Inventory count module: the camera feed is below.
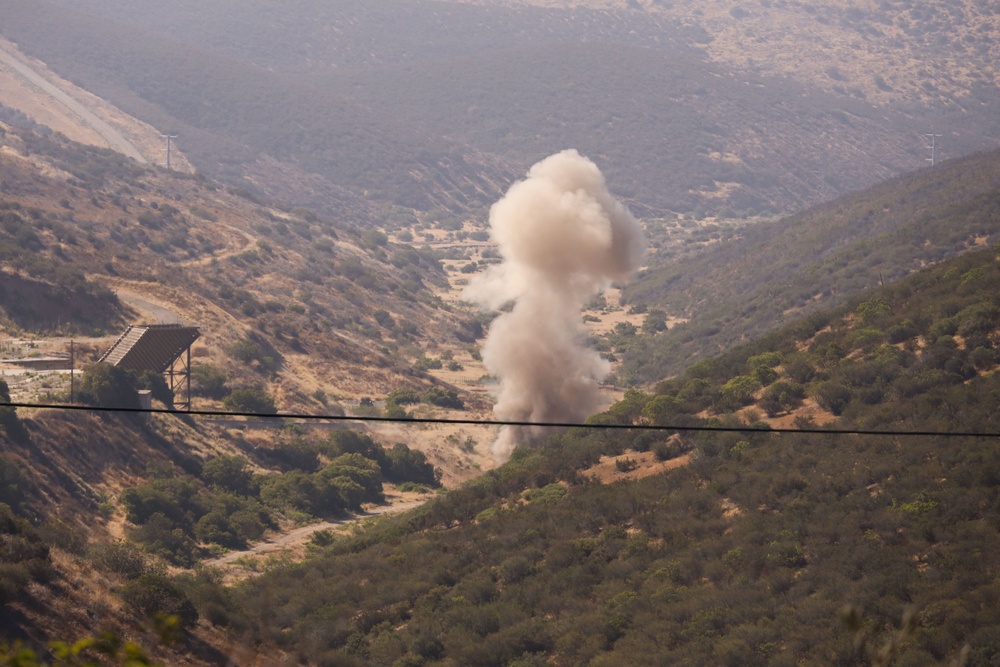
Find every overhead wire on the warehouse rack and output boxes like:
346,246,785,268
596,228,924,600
2,401,998,439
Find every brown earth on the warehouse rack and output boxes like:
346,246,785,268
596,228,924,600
583,449,694,484
0,38,194,171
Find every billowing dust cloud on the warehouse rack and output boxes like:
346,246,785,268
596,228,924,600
464,149,644,460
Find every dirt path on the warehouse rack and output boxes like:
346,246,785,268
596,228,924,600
180,224,257,267
115,289,182,325
205,499,428,572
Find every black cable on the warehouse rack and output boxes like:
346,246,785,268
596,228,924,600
3,401,998,439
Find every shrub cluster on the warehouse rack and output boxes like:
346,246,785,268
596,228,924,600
120,432,438,565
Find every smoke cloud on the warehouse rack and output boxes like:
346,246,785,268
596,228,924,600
464,149,644,460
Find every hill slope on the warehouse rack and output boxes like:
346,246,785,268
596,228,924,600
618,147,1000,383
2,0,995,218
170,238,1000,666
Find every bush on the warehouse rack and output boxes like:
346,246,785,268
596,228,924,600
77,363,139,409
422,387,464,410
88,541,149,581
0,504,50,604
191,364,228,399
642,395,683,424
120,573,198,628
225,336,281,374
223,388,278,416
128,513,198,567
387,388,421,406
759,381,805,418
202,456,256,496
813,381,852,416
373,309,396,329
0,380,28,443
0,457,26,511
716,375,759,412
414,356,443,371
194,511,243,549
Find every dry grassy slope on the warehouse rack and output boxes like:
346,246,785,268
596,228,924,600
472,0,1000,106
0,121,506,495
0,122,506,655
0,123,484,406
0,410,229,665
0,38,194,172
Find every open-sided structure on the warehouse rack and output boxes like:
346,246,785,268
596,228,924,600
99,324,201,411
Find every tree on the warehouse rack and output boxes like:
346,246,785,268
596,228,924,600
642,310,668,335
716,375,759,412
759,382,804,417
77,363,139,409
422,387,464,410
642,395,683,425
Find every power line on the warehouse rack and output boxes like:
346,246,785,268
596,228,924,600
3,402,998,439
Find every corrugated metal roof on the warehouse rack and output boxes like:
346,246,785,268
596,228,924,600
99,324,200,372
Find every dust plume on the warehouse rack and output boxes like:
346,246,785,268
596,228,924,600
464,149,644,460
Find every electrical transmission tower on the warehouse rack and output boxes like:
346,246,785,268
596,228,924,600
924,133,942,166
160,133,178,170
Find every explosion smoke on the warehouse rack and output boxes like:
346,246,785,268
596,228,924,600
464,150,644,460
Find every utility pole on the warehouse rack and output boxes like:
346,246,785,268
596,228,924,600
161,133,178,170
69,339,75,403
924,133,942,167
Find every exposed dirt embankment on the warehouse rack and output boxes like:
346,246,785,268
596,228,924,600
0,37,193,170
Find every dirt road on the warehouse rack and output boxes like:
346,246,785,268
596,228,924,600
206,499,427,569
0,44,146,163
115,290,181,325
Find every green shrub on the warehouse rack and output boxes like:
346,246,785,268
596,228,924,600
716,375,759,412
120,573,198,628
422,387,464,410
813,381,852,416
202,456,256,496
387,388,421,406
191,364,228,399
0,380,28,443
223,388,278,416
77,363,139,409
88,541,150,581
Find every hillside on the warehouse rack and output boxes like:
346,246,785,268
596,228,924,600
0,119,505,660
0,117,525,494
1,0,995,219
617,147,1000,384
0,119,997,664
484,0,1000,110
131,235,1000,665
44,0,1000,109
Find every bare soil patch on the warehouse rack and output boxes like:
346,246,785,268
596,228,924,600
0,38,194,170
583,450,693,484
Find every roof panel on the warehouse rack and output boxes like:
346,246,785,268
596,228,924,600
99,324,200,372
